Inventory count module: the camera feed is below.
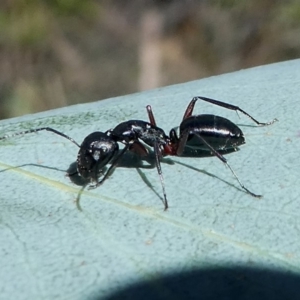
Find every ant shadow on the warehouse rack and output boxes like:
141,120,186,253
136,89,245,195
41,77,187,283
0,145,242,210
171,146,246,196
66,145,242,211
66,150,176,186
66,150,176,210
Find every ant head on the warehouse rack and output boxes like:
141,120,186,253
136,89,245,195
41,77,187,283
76,131,119,182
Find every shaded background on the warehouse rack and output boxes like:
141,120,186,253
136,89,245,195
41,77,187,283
1,0,300,119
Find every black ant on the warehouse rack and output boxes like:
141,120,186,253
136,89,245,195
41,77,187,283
0,96,277,211
146,96,278,209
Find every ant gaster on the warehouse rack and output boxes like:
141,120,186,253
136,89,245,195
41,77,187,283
146,96,278,206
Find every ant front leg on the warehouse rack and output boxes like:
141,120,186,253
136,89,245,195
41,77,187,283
183,96,278,126
178,128,262,198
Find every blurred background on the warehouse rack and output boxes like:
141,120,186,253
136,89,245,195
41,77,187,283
1,0,300,119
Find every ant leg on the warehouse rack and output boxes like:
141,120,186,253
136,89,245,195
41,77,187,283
183,96,278,126
178,129,262,198
153,141,168,210
0,127,80,147
146,105,157,126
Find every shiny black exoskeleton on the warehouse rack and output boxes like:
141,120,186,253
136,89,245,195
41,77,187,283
100,120,171,209
169,114,245,152
110,120,169,150
146,96,277,200
166,96,276,156
69,120,170,191
76,131,119,184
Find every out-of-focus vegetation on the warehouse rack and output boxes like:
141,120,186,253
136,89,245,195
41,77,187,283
1,0,300,119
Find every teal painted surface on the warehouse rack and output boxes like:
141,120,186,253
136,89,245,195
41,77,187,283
0,60,299,299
